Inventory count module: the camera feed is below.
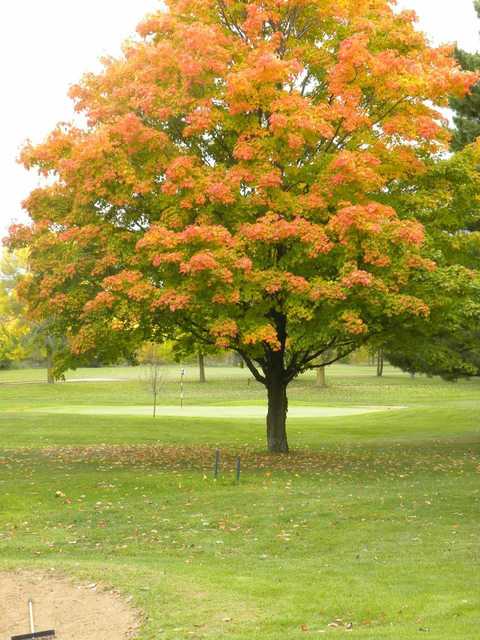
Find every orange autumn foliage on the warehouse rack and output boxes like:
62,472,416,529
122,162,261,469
7,0,478,450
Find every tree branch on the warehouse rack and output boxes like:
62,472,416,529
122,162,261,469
236,348,266,384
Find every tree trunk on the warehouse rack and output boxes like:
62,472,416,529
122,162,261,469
46,343,55,385
47,367,55,385
198,351,206,383
316,366,327,388
266,368,289,454
377,349,384,377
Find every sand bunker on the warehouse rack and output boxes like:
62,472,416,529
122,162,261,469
0,572,139,640
33,404,405,419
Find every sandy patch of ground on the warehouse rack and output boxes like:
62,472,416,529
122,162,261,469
0,571,140,640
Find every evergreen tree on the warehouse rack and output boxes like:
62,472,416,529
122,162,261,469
451,2,480,150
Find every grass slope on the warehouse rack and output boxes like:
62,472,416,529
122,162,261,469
0,364,479,639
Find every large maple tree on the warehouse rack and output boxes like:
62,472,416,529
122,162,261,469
9,0,477,452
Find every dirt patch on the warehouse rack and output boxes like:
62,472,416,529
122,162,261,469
0,571,140,639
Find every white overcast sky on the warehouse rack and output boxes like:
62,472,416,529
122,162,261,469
0,0,479,239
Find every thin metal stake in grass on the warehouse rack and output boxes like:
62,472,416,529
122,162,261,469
214,449,220,479
180,367,185,408
236,456,241,483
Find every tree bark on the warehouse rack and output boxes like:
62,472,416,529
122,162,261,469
266,379,289,453
316,366,327,387
198,351,206,383
265,350,289,453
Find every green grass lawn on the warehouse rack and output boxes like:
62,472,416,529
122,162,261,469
0,364,479,638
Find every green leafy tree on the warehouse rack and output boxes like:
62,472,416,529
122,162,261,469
0,250,31,367
411,37,480,376
0,250,71,380
381,143,480,380
384,286,480,380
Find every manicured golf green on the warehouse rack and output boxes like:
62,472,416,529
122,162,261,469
32,403,405,418
0,364,479,639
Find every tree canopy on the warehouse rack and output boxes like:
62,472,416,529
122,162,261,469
9,0,477,451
